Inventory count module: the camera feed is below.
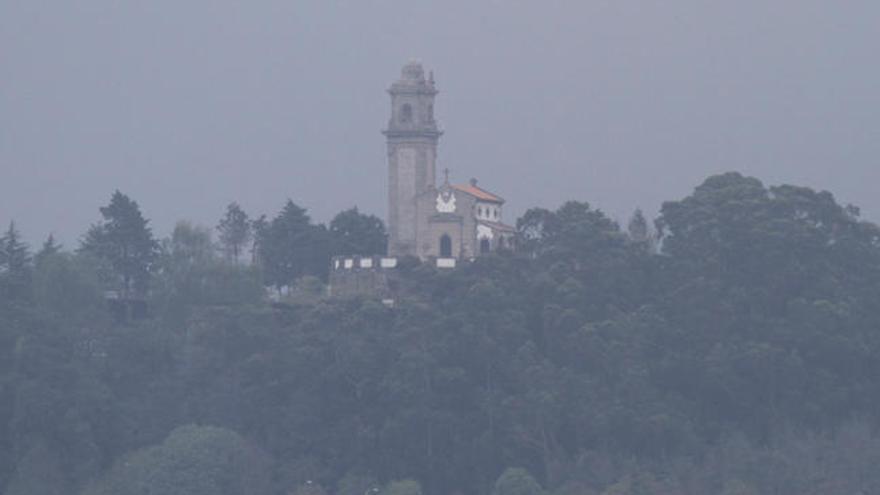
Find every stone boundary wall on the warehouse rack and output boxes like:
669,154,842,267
329,255,459,300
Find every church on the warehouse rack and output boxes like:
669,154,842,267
330,62,514,298
384,61,515,260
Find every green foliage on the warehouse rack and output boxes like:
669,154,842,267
3,441,67,495
257,200,331,287
284,275,327,304
383,479,423,495
79,191,159,295
493,468,543,495
656,172,880,303
83,425,272,495
153,222,263,321
336,471,380,495
625,209,655,253
165,221,214,264
517,201,625,262
0,221,32,301
250,214,269,263
329,207,387,256
34,234,61,265
217,202,252,263
4,175,880,495
32,252,105,320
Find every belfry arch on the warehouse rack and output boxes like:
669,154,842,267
400,103,413,123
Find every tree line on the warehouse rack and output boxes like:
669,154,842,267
0,192,388,304
3,172,880,495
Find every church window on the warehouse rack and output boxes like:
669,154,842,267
440,234,452,258
480,238,491,254
400,104,413,123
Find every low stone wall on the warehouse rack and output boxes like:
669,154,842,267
329,256,398,300
329,255,458,300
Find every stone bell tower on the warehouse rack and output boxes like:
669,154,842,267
384,61,442,257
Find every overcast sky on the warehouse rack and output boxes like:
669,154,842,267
2,0,879,245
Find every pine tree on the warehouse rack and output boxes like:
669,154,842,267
0,222,30,269
627,208,649,243
256,200,330,288
35,234,62,266
0,221,32,300
217,202,251,263
80,191,159,296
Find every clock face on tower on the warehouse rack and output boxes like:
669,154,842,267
436,190,456,213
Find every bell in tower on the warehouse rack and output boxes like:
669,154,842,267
384,61,442,257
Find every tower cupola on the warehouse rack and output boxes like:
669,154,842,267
385,61,440,136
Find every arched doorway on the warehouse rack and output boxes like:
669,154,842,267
479,238,491,254
440,234,452,258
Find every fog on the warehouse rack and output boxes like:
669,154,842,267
2,0,879,244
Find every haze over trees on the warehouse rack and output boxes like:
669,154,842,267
3,173,880,495
217,202,252,264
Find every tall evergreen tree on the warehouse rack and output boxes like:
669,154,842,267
627,208,648,243
256,200,330,288
217,202,251,263
80,191,159,296
0,221,32,301
34,234,62,266
0,222,30,271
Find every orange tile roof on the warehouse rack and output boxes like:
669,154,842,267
451,183,504,203
478,220,516,233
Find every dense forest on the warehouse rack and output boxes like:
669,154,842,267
3,172,880,495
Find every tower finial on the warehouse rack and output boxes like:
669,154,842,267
443,168,450,185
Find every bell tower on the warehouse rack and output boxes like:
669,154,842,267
384,61,442,257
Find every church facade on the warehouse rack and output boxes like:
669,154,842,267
330,62,514,298
384,61,514,260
